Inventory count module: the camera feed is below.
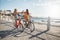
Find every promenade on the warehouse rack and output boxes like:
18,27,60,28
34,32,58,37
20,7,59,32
0,16,60,40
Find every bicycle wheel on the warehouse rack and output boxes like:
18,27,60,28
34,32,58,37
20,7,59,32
29,22,35,32
18,25,24,32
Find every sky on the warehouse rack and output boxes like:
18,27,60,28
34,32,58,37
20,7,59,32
0,0,60,18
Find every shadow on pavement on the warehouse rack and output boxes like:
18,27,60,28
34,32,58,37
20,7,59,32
0,28,23,39
25,23,50,40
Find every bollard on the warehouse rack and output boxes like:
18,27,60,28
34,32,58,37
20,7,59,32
47,17,50,30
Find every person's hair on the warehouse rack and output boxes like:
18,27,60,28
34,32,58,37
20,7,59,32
26,9,29,15
14,9,17,13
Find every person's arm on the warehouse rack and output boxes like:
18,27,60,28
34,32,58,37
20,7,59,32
28,14,32,21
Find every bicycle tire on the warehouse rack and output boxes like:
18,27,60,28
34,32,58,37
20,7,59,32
18,25,24,32
29,22,35,32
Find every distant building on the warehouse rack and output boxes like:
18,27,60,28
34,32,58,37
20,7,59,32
0,10,12,16
5,10,11,14
0,10,2,12
6,10,11,12
0,10,11,14
0,10,2,13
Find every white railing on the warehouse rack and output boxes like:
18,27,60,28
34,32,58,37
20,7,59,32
0,15,14,22
34,17,60,27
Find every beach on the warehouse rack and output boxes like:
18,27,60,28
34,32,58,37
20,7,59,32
0,18,60,40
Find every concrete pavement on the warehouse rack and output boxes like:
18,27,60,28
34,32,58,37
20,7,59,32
0,20,60,40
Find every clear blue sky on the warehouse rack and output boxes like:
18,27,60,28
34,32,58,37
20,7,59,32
0,0,33,10
0,0,60,18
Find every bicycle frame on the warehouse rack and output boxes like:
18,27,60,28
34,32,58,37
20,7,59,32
15,19,21,28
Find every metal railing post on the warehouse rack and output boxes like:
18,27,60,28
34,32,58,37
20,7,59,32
47,17,50,30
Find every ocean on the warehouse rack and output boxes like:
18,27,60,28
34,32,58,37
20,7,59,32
32,17,60,26
32,17,48,23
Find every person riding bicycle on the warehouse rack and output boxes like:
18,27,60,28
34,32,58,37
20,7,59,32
13,9,21,28
23,9,32,27
23,9,35,32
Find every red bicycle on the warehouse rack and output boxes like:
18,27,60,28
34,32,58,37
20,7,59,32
14,18,24,32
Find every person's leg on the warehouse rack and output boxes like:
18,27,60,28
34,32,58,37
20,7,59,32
14,19,18,28
27,20,30,28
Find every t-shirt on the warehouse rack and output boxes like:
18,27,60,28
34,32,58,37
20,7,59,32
24,14,29,21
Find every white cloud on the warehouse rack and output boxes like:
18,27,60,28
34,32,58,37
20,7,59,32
32,3,35,7
36,3,40,6
31,0,60,18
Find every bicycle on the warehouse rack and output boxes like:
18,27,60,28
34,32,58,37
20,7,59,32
23,19,35,32
14,14,24,32
14,13,35,33
18,13,35,32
